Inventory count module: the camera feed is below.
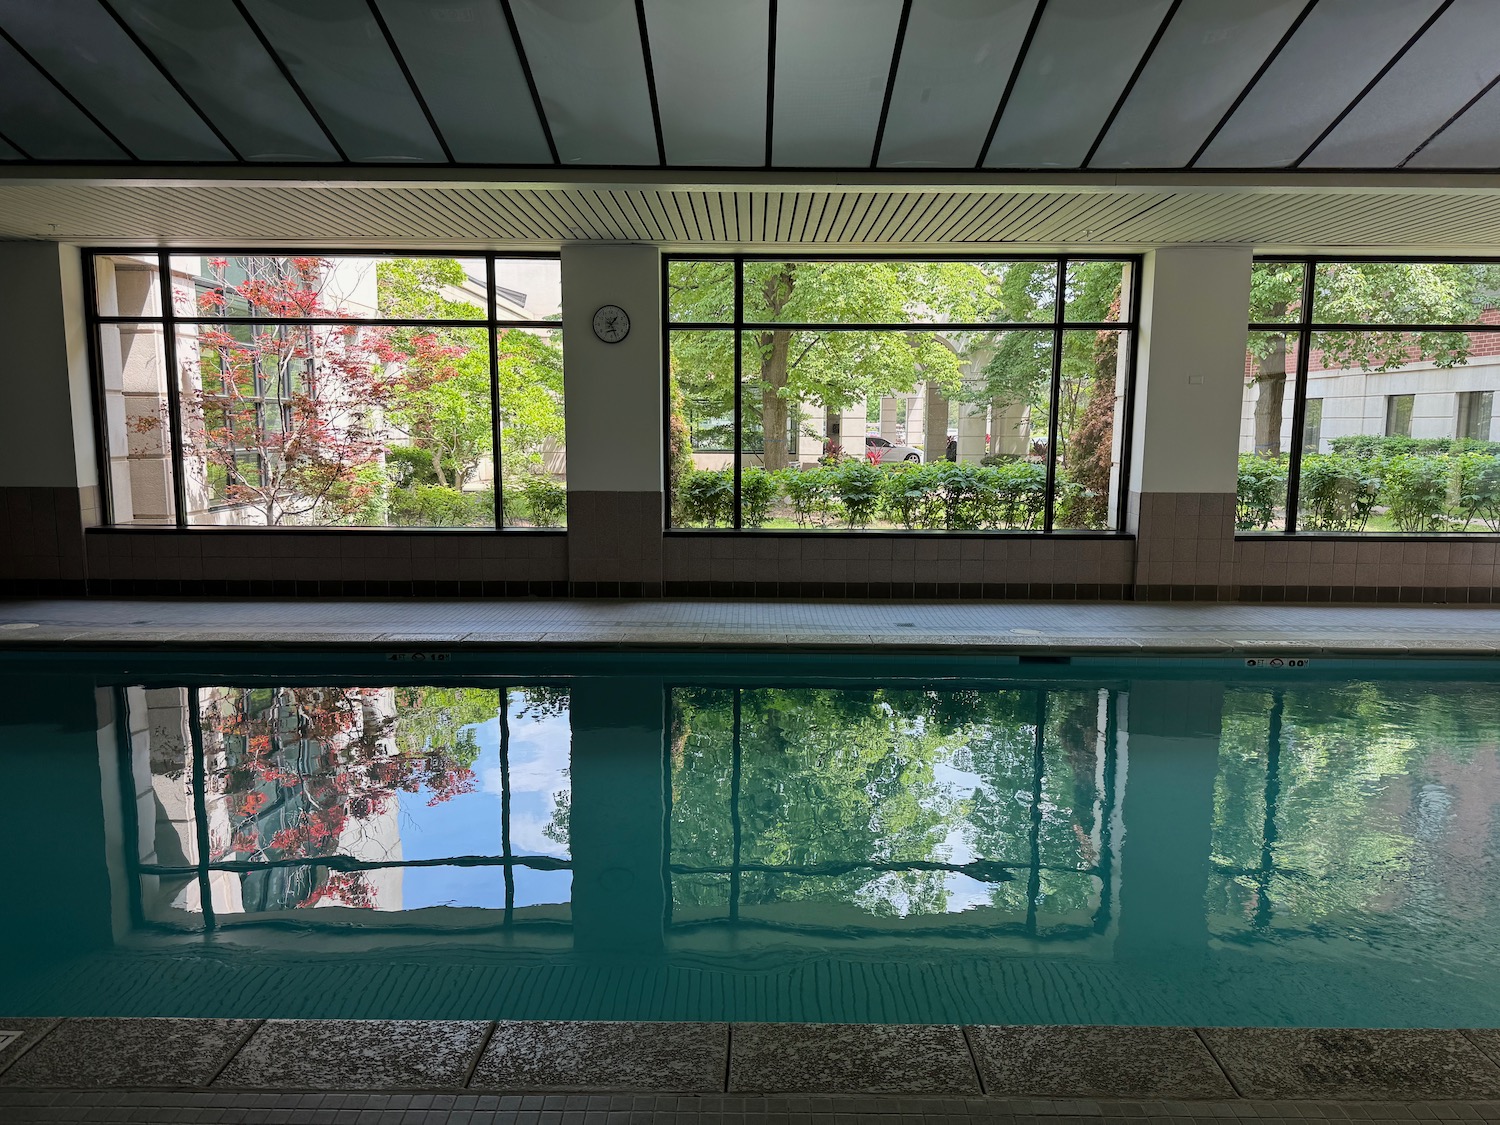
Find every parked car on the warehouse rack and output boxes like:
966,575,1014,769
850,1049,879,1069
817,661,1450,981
865,434,921,463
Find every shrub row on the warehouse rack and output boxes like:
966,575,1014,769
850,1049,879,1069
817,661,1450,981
1237,449,1500,532
383,476,567,527
676,460,1100,531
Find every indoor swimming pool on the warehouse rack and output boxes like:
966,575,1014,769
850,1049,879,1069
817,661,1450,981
3,651,1499,1029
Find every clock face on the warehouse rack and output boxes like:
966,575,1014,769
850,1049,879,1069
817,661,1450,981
592,304,630,343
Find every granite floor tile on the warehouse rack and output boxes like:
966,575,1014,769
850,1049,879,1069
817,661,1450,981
214,1020,490,1091
0,1019,253,1088
1197,1028,1500,1100
0,1019,62,1076
965,1025,1234,1099
470,1021,726,1092
729,1023,979,1095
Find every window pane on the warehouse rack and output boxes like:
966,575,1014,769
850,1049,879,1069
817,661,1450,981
1237,332,1292,531
1053,330,1126,531
1064,261,1130,323
741,260,1055,324
1293,329,1500,533
668,260,734,323
1249,261,1305,323
1310,262,1500,326
498,326,566,528
493,258,562,324
176,322,495,528
668,330,735,528
172,255,491,321
93,254,161,317
98,322,178,526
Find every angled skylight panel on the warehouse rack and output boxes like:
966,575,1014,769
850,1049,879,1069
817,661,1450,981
238,0,446,162
1089,0,1305,169
0,0,230,160
772,0,905,167
983,0,1173,169
1407,80,1500,169
0,135,19,159
644,0,768,166
0,34,128,159
109,0,338,161
878,0,1039,168
371,0,551,164
508,0,658,165
1302,0,1500,169
1196,0,1444,168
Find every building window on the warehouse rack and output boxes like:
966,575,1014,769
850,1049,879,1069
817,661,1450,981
1241,258,1500,534
665,256,1138,532
88,252,565,529
1385,394,1414,437
1459,390,1494,441
1300,398,1323,455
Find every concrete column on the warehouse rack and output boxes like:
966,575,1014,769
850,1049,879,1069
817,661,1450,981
566,677,665,953
1129,247,1252,599
561,244,663,595
924,382,949,462
1115,679,1223,960
0,243,97,593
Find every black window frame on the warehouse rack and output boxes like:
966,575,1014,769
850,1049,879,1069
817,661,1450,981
1246,254,1500,537
84,247,564,533
661,253,1142,536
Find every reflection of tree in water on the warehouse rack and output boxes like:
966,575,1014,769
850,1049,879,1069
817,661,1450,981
669,686,1109,922
199,686,557,910
1211,681,1500,940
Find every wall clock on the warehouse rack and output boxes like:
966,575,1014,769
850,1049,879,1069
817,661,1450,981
592,304,630,343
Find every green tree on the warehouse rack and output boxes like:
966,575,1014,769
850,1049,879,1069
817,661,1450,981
1247,262,1500,454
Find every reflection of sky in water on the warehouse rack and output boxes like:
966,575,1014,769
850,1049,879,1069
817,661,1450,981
399,701,571,910
931,757,986,865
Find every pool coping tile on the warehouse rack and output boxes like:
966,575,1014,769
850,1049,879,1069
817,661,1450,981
1197,1027,1500,1100
728,1022,980,1095
0,1018,255,1089
965,1024,1236,1099
213,1019,491,1091
470,1021,727,1092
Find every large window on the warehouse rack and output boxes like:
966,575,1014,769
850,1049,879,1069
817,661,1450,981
665,257,1137,532
89,252,565,529
1240,259,1500,534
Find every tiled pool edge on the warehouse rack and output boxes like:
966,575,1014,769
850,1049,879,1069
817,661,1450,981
4,1020,1500,1104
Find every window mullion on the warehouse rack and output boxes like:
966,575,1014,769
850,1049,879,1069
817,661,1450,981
1043,260,1066,533
1282,264,1317,533
732,258,744,530
159,251,189,529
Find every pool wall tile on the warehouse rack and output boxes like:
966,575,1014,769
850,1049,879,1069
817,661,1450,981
965,1025,1235,1099
1197,1027,1500,1100
729,1023,980,1095
471,1021,726,1092
0,1018,255,1089
213,1020,491,1091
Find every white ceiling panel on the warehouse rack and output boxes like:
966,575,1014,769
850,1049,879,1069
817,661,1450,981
983,0,1173,169
0,34,128,160
1197,0,1444,168
772,0,905,167
509,0,658,165
1303,0,1500,169
1090,0,1306,169
645,0,769,166
111,0,338,162
239,0,446,162
1407,81,1500,169
878,0,1038,168
0,0,230,160
372,0,551,164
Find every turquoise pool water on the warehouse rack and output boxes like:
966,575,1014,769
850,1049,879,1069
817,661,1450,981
3,651,1500,1028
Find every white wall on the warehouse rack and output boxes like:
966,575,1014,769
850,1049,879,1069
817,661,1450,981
1130,247,1253,495
0,243,96,488
560,244,662,493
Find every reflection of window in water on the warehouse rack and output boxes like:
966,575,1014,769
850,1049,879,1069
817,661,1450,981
666,685,1126,940
121,684,572,932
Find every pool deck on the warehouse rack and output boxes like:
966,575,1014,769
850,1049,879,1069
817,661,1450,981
4,597,1500,654
1,1018,1499,1124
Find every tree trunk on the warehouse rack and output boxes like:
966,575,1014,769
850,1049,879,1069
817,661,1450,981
431,448,449,488
1253,331,1288,455
760,328,791,470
